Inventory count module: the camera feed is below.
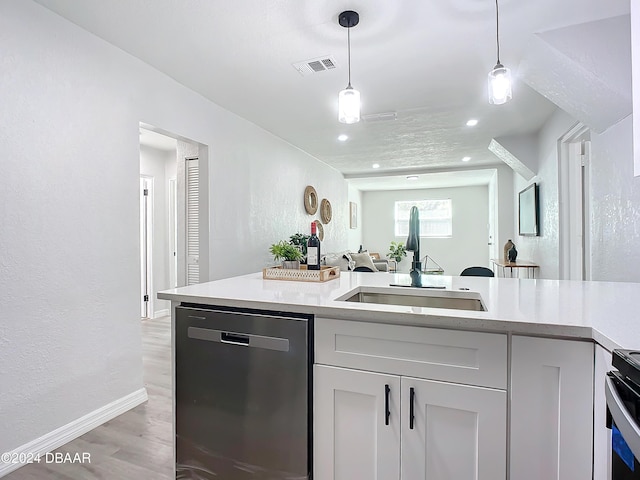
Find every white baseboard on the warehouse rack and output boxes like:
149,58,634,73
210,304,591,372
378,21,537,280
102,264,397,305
154,309,170,319
0,388,148,477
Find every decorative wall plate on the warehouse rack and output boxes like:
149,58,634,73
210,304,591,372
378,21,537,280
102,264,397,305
320,198,332,224
304,186,318,215
314,220,324,241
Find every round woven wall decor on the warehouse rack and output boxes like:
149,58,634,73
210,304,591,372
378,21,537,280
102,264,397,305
304,186,318,215
314,220,325,241
320,198,332,224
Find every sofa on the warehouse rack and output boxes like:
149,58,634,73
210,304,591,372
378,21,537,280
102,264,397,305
321,250,389,272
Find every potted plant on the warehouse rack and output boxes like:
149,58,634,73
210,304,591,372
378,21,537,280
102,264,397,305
270,241,303,269
387,241,407,263
289,233,310,262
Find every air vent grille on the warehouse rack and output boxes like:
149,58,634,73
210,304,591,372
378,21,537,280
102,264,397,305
292,55,337,76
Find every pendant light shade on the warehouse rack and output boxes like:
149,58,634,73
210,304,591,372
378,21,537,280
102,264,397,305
338,86,361,124
338,10,360,124
488,0,512,105
488,63,512,105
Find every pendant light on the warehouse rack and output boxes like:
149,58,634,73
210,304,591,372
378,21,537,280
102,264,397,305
338,10,360,124
488,0,512,105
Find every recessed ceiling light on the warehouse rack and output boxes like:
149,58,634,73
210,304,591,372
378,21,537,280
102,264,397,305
338,134,349,141
406,175,419,180
372,163,380,169
462,156,471,162
466,119,478,127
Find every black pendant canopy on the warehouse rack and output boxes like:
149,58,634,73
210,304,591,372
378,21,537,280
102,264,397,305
338,10,359,29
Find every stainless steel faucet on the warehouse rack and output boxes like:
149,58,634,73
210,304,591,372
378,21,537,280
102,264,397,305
405,206,422,287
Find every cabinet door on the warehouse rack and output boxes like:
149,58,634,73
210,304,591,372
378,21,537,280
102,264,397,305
314,365,400,480
511,336,594,480
401,377,506,480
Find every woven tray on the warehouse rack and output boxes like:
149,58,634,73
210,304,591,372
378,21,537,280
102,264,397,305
263,265,340,282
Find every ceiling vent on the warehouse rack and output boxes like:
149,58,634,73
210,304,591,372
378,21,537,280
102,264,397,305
362,112,398,122
292,56,337,76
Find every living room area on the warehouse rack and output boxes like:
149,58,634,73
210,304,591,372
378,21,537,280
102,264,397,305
338,166,510,277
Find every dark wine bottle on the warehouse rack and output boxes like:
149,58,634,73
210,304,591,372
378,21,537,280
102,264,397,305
307,222,321,270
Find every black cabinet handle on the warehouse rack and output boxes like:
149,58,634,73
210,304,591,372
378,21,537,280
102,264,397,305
385,384,391,426
409,387,415,430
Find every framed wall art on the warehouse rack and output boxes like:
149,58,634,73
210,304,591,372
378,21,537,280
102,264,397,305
349,201,357,229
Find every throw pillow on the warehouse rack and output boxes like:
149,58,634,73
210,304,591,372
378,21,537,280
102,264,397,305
349,251,379,272
322,251,352,271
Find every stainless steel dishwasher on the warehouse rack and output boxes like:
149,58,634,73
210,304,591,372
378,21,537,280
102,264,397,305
175,304,312,480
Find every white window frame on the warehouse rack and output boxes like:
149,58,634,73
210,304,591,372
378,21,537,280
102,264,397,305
394,199,453,238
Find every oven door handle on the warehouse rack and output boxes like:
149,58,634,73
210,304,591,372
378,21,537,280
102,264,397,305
605,375,640,460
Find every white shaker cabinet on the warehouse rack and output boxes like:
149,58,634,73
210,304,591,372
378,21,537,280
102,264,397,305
593,344,613,480
314,365,506,480
401,376,506,480
313,365,400,480
314,318,508,480
510,336,594,480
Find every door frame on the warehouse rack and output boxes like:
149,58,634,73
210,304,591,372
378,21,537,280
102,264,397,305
140,175,153,318
487,169,499,263
558,122,591,280
140,123,209,288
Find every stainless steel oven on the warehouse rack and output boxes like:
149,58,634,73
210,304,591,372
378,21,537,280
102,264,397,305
606,350,640,479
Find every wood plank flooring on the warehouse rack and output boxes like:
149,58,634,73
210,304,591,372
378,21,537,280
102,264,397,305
7,316,173,479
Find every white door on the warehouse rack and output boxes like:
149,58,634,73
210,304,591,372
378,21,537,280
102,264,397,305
185,158,199,285
401,376,506,480
314,365,400,480
510,336,594,480
487,170,498,263
139,176,152,318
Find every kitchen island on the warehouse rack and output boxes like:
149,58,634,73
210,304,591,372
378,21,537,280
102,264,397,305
159,271,640,479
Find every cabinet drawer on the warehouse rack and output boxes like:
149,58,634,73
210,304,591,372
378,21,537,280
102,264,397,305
315,318,507,389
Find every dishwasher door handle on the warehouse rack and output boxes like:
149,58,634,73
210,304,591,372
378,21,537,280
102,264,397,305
187,326,290,352
221,332,250,346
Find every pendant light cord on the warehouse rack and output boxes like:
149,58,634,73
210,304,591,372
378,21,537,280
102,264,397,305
495,0,500,64
347,25,352,87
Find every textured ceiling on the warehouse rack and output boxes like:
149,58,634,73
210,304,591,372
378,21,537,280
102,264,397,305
36,0,630,186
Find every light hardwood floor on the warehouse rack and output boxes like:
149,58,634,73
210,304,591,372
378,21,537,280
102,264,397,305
8,316,173,480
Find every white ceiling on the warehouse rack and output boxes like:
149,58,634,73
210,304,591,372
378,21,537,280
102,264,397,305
348,168,497,191
36,0,630,188
139,128,177,152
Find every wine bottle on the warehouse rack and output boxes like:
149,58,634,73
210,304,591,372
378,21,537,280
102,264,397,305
307,222,321,270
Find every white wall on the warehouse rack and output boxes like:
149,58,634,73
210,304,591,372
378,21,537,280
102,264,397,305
140,144,175,317
0,0,347,455
362,186,489,275
512,107,640,282
209,132,347,277
590,115,640,281
631,1,640,176
513,109,575,279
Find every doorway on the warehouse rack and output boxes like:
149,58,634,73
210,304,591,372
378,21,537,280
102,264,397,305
559,123,591,280
139,125,209,318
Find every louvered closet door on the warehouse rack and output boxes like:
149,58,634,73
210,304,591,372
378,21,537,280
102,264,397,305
185,158,199,285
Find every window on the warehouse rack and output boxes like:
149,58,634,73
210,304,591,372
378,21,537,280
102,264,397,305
394,199,452,237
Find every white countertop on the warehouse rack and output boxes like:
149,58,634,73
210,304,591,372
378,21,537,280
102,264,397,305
158,271,640,352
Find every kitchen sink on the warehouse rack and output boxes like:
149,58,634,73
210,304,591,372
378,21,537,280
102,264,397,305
339,287,486,311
